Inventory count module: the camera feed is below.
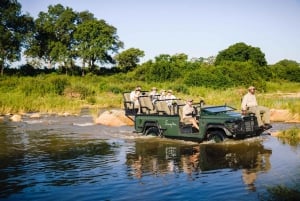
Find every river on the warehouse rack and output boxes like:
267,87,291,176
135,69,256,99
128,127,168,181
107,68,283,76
0,113,299,201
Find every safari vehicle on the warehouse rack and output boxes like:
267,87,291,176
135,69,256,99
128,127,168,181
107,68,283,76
123,92,271,143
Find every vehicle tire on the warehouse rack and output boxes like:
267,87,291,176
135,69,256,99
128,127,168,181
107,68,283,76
207,130,225,143
145,127,160,136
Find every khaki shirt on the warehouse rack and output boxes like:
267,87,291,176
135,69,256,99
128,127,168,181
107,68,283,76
183,104,194,119
241,92,258,110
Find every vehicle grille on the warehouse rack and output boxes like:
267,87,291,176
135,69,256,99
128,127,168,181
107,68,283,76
240,115,258,132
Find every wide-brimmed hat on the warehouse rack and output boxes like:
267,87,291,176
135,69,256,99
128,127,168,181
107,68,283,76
167,90,172,93
152,87,157,90
248,86,255,90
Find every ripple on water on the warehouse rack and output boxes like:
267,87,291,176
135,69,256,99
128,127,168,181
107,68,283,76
1,116,300,201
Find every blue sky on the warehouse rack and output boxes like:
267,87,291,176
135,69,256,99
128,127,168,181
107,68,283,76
19,0,300,64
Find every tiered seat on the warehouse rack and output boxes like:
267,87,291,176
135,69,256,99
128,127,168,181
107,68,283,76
155,100,171,115
178,105,193,125
123,92,138,115
138,95,157,114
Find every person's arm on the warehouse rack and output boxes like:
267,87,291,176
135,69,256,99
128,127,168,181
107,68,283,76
241,94,249,111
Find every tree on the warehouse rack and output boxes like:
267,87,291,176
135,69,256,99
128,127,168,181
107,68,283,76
74,18,124,72
0,0,33,75
215,42,267,66
141,54,182,82
114,48,144,72
24,4,77,72
270,59,300,82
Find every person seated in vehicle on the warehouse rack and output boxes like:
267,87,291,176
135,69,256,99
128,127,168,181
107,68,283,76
149,87,159,103
165,90,176,105
159,89,166,100
130,86,141,111
241,86,271,130
165,90,178,114
182,98,199,130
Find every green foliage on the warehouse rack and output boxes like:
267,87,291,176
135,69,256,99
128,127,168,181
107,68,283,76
215,42,267,66
278,127,300,140
0,0,34,75
20,77,51,97
74,18,123,69
270,60,300,82
140,54,183,82
48,76,70,95
86,96,96,105
16,75,70,97
183,61,267,90
114,48,145,72
171,84,189,94
24,4,123,71
25,4,78,68
65,84,95,99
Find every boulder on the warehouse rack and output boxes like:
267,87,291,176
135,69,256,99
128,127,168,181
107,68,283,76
95,109,134,126
10,114,22,122
30,113,41,118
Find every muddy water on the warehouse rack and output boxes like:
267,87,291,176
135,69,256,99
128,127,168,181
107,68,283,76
0,113,299,201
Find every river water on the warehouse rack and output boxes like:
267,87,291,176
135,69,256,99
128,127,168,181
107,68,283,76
0,113,299,201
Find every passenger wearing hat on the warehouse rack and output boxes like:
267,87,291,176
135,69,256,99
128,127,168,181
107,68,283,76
130,86,142,110
165,90,177,106
159,89,167,100
149,87,159,103
241,86,271,129
182,98,199,130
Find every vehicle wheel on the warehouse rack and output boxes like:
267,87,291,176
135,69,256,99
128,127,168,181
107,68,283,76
145,127,160,136
207,130,225,143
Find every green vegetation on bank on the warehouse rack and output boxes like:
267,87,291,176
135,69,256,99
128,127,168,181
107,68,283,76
0,74,299,116
277,127,300,145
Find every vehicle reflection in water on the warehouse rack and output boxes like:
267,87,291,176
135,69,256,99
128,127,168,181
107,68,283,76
126,138,272,191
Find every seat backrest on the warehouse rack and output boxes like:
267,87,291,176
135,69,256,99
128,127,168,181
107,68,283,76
138,95,156,114
123,92,131,102
178,105,184,121
123,92,137,115
155,100,171,115
178,104,193,124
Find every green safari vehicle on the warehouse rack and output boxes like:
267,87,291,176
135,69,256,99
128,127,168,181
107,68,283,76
123,92,271,143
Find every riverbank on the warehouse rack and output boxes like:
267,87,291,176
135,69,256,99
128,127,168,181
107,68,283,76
2,108,300,124
1,108,300,140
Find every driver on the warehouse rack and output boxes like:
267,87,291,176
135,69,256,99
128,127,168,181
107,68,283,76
182,98,199,130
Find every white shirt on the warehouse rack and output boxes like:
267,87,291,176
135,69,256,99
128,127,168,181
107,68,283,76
130,90,140,105
165,94,176,106
241,92,258,110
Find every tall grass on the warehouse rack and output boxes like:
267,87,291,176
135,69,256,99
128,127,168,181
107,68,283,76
276,127,300,146
0,74,299,116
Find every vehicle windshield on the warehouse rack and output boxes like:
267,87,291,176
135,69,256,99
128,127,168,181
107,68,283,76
202,105,235,113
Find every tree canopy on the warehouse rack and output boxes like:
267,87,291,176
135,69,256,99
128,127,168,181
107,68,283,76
114,48,144,72
24,4,123,72
214,42,267,66
0,0,33,75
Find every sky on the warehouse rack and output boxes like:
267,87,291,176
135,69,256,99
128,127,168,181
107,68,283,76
18,0,300,64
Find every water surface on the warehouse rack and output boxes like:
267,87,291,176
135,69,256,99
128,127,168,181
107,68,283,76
0,114,299,201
